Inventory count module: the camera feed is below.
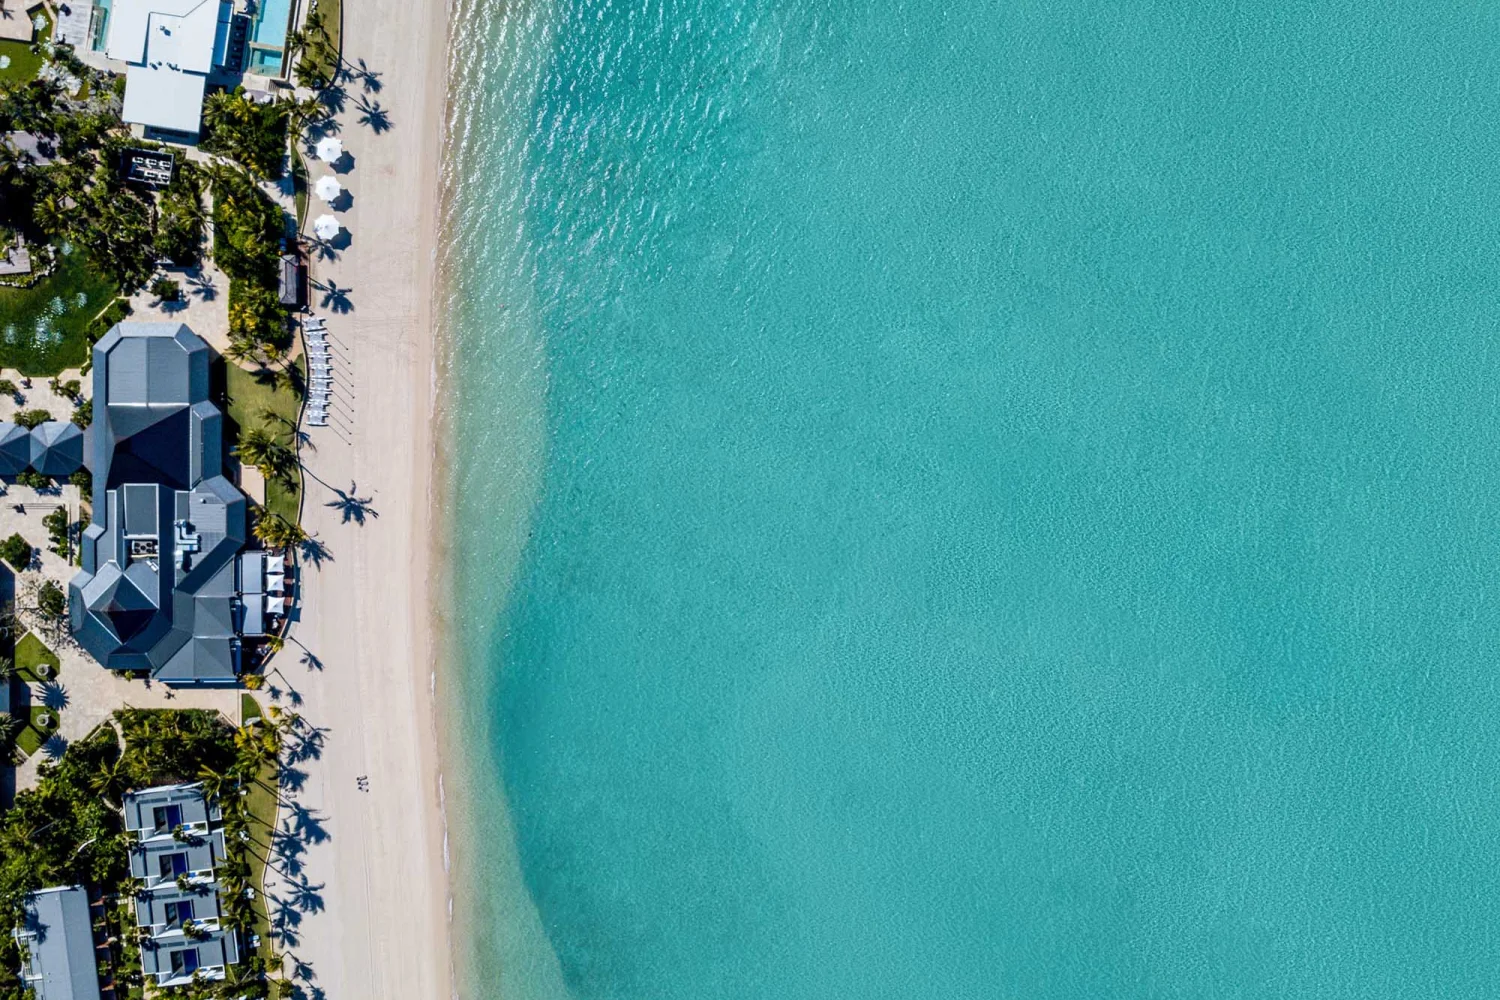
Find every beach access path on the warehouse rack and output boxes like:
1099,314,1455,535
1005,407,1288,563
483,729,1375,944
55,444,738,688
265,0,453,997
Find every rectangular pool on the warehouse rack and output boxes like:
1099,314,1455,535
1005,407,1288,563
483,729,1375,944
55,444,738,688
249,0,291,53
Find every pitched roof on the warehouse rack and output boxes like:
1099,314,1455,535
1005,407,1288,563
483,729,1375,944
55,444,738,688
30,421,83,477
0,422,30,476
14,887,103,1000
69,324,247,684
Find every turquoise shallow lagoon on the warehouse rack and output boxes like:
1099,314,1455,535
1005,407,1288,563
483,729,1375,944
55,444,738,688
440,1,1500,997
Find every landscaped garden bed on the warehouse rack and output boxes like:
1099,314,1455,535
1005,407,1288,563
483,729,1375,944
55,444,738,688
0,246,118,373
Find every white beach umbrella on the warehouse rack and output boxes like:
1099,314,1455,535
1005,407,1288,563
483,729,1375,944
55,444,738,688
312,214,342,241
314,175,343,202
314,136,344,163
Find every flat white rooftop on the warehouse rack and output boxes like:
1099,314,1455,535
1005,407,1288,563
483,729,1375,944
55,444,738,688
107,0,232,136
106,0,231,71
122,64,208,135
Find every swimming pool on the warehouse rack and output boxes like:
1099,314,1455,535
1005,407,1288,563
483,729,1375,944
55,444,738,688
249,0,291,49
247,46,284,75
245,0,290,75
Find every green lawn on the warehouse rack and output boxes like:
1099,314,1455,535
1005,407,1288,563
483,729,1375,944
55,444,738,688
0,9,50,86
299,0,341,87
14,631,58,682
243,753,281,977
224,359,304,525
15,705,57,757
241,692,263,724
0,248,119,374
290,145,310,231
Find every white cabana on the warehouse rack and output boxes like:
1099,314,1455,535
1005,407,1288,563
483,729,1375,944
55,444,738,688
312,214,342,240
314,136,343,163
314,175,343,202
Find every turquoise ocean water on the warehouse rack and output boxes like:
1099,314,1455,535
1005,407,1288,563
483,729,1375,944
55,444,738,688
439,2,1500,997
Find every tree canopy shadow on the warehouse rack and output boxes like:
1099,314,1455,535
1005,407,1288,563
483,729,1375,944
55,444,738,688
324,482,377,525
353,96,392,134
298,536,332,568
37,681,67,710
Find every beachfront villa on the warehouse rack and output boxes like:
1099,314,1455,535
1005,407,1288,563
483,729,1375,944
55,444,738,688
12,886,105,1000
123,784,241,987
104,0,236,142
69,322,271,685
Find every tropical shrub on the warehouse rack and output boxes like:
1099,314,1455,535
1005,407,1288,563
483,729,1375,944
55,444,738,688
12,409,49,429
0,534,31,570
36,580,65,621
43,507,70,560
154,163,206,267
201,90,292,181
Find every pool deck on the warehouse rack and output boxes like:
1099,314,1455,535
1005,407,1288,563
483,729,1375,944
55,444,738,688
51,0,93,50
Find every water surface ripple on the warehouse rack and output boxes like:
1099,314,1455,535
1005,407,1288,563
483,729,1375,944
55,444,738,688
442,2,1500,997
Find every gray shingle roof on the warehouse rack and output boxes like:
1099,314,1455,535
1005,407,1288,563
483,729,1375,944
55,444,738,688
29,421,83,476
0,423,30,476
68,323,247,685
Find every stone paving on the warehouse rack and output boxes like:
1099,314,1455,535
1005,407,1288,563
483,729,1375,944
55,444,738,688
0,367,87,424
124,262,233,356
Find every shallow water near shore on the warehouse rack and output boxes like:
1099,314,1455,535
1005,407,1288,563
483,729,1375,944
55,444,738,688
440,1,1500,997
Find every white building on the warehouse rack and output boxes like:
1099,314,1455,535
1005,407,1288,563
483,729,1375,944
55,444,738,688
105,0,235,142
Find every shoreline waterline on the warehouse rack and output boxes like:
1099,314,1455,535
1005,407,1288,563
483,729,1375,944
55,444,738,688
430,0,572,997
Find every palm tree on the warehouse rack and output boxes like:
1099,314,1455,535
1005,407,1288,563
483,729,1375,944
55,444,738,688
0,713,21,746
224,337,259,366
237,428,295,480
31,193,68,238
88,752,130,805
254,514,307,550
0,656,16,684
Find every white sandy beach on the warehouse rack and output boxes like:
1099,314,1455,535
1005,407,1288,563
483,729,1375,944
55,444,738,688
270,0,455,997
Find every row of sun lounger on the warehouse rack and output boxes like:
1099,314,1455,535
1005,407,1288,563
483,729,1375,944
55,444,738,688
304,317,334,426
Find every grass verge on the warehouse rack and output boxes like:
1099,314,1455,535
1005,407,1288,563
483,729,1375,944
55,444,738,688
14,631,58,682
243,753,281,979
290,144,309,232
224,358,304,525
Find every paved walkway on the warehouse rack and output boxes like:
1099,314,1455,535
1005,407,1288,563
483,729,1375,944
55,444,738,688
12,661,245,788
0,368,86,424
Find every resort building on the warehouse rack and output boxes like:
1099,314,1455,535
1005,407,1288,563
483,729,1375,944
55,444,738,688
69,322,264,686
104,0,236,142
13,886,105,1000
123,784,241,987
